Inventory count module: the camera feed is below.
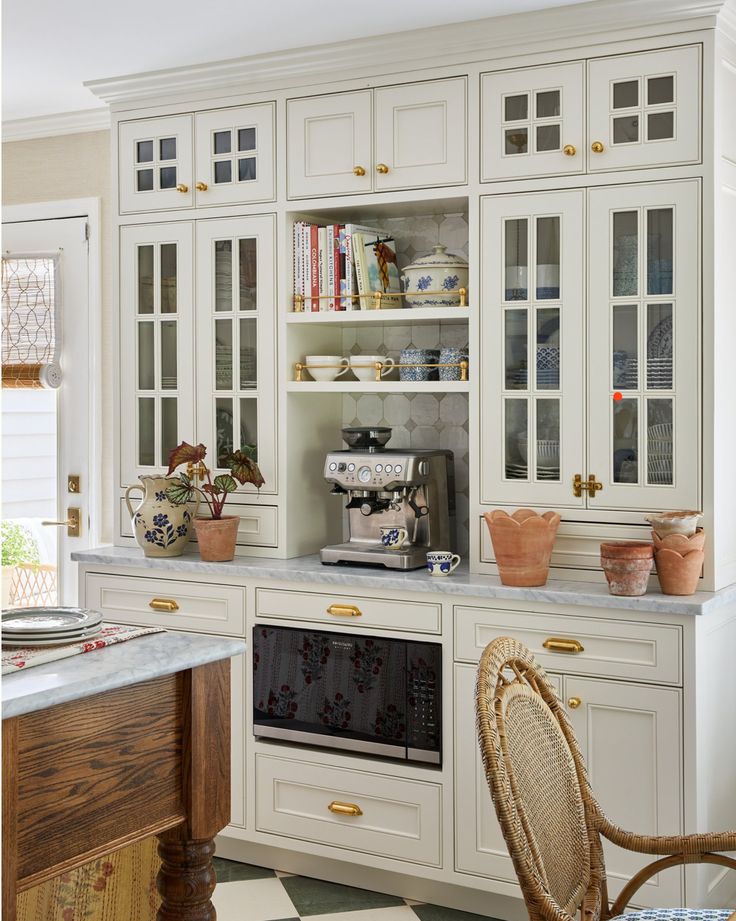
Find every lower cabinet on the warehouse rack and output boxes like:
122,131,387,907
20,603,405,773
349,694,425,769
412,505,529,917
454,664,683,907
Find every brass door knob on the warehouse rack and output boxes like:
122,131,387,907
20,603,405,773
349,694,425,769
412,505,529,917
353,166,366,176
195,181,208,191
563,144,577,156
376,163,390,174
175,183,189,193
567,697,583,709
591,141,605,153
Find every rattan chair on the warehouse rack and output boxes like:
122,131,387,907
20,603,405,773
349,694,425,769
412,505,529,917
475,636,736,921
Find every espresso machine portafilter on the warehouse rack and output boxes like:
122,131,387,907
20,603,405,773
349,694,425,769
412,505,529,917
320,427,455,570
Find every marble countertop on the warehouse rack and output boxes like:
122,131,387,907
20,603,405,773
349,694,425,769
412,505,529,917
71,546,736,616
2,631,245,720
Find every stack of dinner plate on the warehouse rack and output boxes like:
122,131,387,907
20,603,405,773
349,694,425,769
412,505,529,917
1,608,103,647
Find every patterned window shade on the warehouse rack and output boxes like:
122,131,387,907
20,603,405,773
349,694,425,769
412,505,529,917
1,256,62,389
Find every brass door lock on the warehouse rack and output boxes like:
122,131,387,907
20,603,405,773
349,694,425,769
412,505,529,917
573,474,603,498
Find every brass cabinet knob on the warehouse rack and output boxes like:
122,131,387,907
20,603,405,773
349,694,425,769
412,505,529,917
563,144,577,156
175,183,189,193
149,598,180,612
328,801,363,817
195,181,208,191
326,603,362,617
376,163,390,174
567,697,583,710
543,637,585,654
353,166,366,176
591,141,605,153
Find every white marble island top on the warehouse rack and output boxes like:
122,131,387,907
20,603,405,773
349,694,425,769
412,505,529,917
2,631,245,720
72,546,736,616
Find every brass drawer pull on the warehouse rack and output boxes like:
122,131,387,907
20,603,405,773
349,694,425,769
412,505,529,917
326,604,362,618
149,598,180,613
328,800,363,817
543,637,585,654
568,696,583,709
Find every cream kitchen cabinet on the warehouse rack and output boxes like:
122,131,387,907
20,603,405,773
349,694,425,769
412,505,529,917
454,666,683,907
118,103,275,213
480,179,699,516
481,46,699,182
286,77,467,199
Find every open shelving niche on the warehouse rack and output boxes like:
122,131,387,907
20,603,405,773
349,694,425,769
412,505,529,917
284,196,472,555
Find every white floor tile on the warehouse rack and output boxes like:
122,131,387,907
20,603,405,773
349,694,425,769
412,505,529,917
308,906,419,921
212,877,298,921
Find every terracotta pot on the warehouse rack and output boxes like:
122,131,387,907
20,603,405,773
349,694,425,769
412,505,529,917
193,516,239,562
600,541,654,596
484,508,561,587
655,547,704,595
645,510,702,538
652,528,706,554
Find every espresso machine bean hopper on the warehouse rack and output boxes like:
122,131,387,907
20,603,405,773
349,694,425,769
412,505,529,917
320,427,455,570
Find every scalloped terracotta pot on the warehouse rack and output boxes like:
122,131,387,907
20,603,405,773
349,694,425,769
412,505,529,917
600,541,653,596
484,508,561,587
193,515,239,562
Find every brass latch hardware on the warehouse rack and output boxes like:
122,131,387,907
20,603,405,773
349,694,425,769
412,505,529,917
573,474,603,498
328,801,363,817
567,696,583,709
326,603,363,618
42,507,81,538
543,637,585,654
68,475,81,494
149,598,180,613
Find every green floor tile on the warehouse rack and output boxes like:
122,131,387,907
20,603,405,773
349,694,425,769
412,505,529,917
212,856,276,882
412,904,502,921
280,874,406,916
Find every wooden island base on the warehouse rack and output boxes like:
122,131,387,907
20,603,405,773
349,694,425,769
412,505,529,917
2,658,231,921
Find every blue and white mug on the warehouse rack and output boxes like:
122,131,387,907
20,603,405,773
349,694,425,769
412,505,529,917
427,550,461,576
380,526,409,550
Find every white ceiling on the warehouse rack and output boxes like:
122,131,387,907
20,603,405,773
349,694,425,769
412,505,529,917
2,0,593,123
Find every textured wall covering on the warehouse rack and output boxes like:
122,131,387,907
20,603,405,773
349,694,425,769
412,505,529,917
342,212,470,555
2,130,114,544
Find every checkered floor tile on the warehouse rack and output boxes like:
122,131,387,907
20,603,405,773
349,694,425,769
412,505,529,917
212,858,500,921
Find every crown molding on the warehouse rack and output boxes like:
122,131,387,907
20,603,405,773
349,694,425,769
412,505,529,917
2,107,110,142
717,0,736,42
85,0,726,110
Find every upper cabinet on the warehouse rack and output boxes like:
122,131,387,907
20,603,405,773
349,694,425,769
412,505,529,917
118,103,275,213
481,46,700,182
481,62,585,181
287,77,467,199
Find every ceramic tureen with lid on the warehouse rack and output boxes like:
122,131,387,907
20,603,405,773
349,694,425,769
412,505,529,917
401,244,469,308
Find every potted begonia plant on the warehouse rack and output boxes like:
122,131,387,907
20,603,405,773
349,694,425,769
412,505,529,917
166,441,264,562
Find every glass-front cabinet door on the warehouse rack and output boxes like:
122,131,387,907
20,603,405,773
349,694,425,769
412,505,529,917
119,115,194,213
588,180,699,511
195,215,276,497
193,103,275,207
481,62,584,181
587,46,700,172
119,223,195,486
481,190,585,507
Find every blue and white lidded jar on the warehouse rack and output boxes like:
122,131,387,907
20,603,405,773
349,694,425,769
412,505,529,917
401,245,469,308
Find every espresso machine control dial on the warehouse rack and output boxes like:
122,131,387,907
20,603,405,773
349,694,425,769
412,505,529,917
358,465,372,484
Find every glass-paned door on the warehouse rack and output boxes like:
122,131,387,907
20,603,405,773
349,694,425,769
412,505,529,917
481,190,585,507
118,115,194,213
588,180,699,511
481,62,584,181
194,104,276,207
587,46,700,172
120,224,194,486
195,215,276,496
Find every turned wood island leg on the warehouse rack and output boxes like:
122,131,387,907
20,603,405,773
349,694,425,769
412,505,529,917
157,831,217,921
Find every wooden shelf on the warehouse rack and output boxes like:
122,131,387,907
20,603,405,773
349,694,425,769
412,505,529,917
285,306,470,327
287,380,470,393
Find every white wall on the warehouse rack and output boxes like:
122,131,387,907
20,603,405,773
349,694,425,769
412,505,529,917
1,389,57,519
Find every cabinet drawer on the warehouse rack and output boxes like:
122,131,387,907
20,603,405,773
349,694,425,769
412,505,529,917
85,572,245,636
256,587,440,634
454,606,681,684
255,754,441,866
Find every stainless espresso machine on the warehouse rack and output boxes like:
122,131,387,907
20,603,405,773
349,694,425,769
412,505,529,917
320,427,455,570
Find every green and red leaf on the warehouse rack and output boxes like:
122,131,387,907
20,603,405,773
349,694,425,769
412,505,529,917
213,474,238,494
165,474,197,506
166,441,207,475
224,449,265,489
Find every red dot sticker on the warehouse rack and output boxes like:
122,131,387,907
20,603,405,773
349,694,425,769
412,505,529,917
613,391,623,401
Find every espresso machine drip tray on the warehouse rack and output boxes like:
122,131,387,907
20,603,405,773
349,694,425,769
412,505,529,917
321,542,430,570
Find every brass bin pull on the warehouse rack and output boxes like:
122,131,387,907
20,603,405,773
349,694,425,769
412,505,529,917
328,801,363,817
568,696,583,709
543,637,585,654
326,603,363,618
149,598,180,613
